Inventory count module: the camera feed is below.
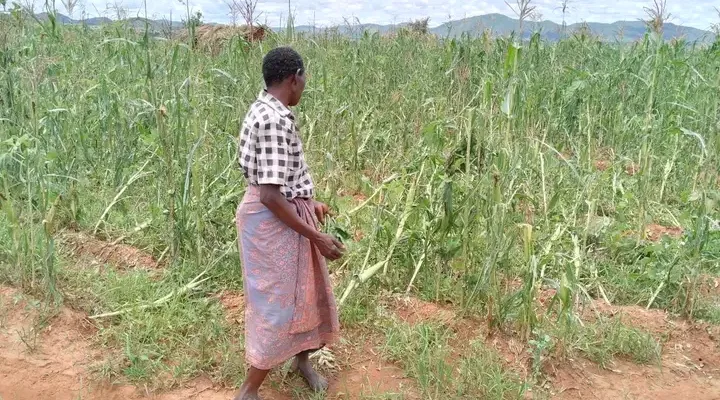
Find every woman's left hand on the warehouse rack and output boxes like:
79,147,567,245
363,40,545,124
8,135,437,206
313,201,331,225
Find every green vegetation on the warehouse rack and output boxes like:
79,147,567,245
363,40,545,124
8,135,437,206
558,319,661,366
1,7,720,398
384,321,524,399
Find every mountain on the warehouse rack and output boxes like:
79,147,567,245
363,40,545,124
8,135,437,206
34,12,716,43
34,12,182,31
36,12,74,24
433,13,714,42
84,17,113,25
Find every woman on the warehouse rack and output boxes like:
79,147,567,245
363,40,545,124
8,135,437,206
234,46,344,400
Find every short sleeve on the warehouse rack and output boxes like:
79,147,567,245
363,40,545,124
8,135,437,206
255,114,290,186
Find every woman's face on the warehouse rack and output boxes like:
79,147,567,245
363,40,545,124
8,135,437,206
289,69,306,106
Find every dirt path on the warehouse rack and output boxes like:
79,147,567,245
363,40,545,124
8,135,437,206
0,286,416,400
4,284,720,400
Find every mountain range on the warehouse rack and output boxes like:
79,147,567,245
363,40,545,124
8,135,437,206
36,12,716,43
293,14,715,43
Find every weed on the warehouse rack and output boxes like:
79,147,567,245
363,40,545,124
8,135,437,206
694,299,720,325
561,318,661,367
384,320,524,399
458,340,526,399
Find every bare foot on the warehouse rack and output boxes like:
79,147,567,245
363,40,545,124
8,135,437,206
293,358,329,392
233,388,262,400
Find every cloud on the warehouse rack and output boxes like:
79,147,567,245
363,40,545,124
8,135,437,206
33,0,720,30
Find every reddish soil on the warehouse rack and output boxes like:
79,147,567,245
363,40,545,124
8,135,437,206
5,280,720,400
390,295,720,400
625,162,640,176
550,357,720,400
216,290,245,326
645,224,684,242
0,286,248,400
391,295,534,376
329,339,420,399
58,230,160,271
622,223,684,243
393,296,457,326
699,274,720,297
594,160,611,171
0,285,417,400
550,302,720,399
0,285,239,400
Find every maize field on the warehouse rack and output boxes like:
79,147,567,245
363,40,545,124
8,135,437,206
1,10,720,400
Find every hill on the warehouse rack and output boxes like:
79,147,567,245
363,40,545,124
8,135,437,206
433,13,714,42
34,11,716,42
35,12,182,31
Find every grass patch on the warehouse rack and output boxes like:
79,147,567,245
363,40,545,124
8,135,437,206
694,299,720,325
57,256,243,389
383,321,524,399
458,340,527,399
560,319,661,367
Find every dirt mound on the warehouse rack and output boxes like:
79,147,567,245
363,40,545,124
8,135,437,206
589,302,672,335
392,296,457,326
325,333,420,399
622,223,684,243
549,301,720,399
389,296,530,376
7,283,719,400
58,230,160,271
0,285,238,400
0,285,103,400
551,357,720,400
591,302,720,369
389,295,720,399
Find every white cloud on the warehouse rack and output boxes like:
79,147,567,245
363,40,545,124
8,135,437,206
35,0,720,31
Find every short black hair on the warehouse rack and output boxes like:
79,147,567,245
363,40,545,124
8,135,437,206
262,47,304,87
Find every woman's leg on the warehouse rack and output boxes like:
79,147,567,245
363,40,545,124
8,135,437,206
234,367,270,400
294,350,329,392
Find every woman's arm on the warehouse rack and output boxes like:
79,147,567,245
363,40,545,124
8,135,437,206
259,184,344,260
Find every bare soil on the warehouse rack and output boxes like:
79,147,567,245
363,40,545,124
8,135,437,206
547,301,720,399
58,230,161,271
622,223,684,243
0,285,416,400
645,224,684,242
216,290,245,326
4,282,720,400
329,340,420,399
390,295,720,400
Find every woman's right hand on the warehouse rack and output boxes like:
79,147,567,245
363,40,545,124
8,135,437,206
314,233,345,261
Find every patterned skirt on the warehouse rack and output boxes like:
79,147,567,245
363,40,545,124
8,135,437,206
235,186,339,370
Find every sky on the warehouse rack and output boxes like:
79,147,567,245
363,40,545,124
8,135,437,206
35,0,720,31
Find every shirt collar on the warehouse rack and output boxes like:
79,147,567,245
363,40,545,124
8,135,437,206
258,90,294,120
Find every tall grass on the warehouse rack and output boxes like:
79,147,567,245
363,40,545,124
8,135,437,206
0,12,719,379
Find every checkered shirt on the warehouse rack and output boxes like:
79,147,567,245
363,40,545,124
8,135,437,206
238,90,314,199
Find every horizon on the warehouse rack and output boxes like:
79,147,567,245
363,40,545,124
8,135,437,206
20,0,719,31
